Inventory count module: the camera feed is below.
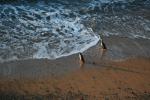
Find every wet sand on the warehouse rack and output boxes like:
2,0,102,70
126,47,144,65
0,36,150,99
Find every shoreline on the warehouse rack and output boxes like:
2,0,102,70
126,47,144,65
0,36,150,99
1,35,150,78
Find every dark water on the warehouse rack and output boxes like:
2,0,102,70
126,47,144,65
0,0,150,62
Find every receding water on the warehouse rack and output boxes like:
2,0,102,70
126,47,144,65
0,0,150,62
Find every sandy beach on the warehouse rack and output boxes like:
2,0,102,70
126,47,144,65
0,36,150,100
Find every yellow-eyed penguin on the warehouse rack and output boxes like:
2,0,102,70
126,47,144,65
79,53,85,67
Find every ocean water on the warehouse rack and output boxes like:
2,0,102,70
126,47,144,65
0,0,150,62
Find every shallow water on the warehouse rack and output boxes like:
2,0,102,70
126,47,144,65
0,0,150,62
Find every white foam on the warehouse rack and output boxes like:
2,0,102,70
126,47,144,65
134,35,150,40
0,3,101,62
33,42,49,59
52,35,100,59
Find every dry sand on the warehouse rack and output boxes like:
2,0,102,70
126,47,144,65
0,36,150,100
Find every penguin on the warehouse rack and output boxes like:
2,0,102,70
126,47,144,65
79,53,85,66
100,39,107,50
